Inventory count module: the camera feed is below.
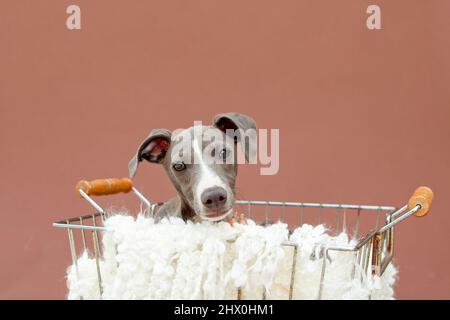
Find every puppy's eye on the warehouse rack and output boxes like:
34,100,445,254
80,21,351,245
219,148,228,160
172,162,186,171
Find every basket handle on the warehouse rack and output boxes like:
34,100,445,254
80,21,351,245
76,178,133,196
408,186,434,217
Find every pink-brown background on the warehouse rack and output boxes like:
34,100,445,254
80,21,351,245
0,0,449,299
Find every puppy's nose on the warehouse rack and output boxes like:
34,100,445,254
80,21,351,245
201,187,227,210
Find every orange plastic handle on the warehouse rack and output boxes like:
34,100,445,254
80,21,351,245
408,186,434,217
76,178,133,196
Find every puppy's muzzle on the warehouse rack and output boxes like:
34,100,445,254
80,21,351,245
201,186,227,210
199,186,232,221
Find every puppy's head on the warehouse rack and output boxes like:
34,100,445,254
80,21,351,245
129,112,257,221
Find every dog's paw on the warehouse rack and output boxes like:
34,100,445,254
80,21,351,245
226,212,246,226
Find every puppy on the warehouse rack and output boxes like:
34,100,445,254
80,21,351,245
129,112,256,222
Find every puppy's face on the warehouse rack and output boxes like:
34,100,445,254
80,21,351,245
129,113,257,221
161,126,237,221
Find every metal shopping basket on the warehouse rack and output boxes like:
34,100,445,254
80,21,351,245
53,178,433,299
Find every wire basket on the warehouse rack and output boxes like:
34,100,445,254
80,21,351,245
53,178,433,299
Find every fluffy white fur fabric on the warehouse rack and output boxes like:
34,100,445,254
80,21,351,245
66,214,397,300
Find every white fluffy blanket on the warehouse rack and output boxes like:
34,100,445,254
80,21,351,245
66,214,397,300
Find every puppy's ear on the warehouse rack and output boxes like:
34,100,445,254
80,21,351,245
128,129,172,178
213,112,257,163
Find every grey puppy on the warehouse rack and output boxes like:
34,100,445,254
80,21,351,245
128,112,256,222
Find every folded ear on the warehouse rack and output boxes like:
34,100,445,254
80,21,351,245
213,112,257,163
128,129,172,178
